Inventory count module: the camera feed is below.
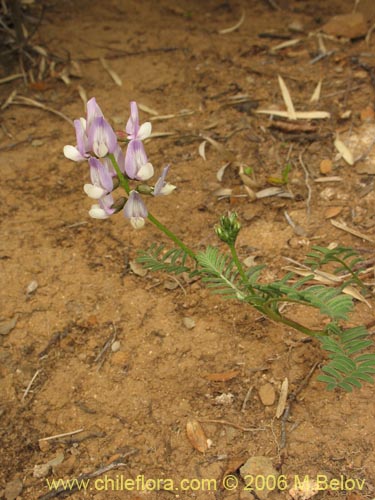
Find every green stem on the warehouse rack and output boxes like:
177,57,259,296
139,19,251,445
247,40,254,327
259,304,324,337
228,243,247,281
147,212,196,261
108,154,130,194
108,154,196,261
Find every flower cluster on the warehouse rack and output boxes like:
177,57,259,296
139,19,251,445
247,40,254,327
64,98,175,228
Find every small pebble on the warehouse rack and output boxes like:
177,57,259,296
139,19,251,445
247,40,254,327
182,317,195,329
111,340,121,352
319,159,333,175
26,280,38,295
4,478,23,500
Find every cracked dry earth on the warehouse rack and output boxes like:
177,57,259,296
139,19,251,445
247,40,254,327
1,0,375,499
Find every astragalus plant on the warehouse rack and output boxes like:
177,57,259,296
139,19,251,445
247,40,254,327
64,98,375,392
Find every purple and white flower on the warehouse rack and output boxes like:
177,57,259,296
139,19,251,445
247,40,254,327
153,165,176,196
84,157,116,199
63,97,117,161
125,139,154,181
126,101,152,141
123,190,148,229
89,193,116,219
88,116,118,158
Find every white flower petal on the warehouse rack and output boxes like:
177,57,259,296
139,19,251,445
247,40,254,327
130,217,145,229
84,184,107,199
136,162,154,181
89,205,109,219
159,183,176,195
63,145,85,161
137,122,152,140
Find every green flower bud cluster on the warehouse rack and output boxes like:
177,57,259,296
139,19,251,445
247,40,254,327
215,212,241,246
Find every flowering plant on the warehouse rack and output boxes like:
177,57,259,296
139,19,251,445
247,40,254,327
65,98,375,392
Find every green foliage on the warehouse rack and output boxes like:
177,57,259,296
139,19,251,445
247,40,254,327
196,246,246,299
139,241,374,392
137,244,193,275
258,281,354,321
317,326,375,391
305,246,365,288
281,162,292,184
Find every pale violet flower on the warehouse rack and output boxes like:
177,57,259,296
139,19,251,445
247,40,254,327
63,118,89,161
153,165,176,196
123,190,148,229
63,97,117,161
125,140,154,181
84,157,116,199
89,194,115,219
88,116,118,158
126,101,152,141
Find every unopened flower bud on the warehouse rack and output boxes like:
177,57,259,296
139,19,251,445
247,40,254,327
137,184,154,195
215,212,241,245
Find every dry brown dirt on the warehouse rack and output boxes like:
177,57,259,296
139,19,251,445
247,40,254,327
1,1,375,499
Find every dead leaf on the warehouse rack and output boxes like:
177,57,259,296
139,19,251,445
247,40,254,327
204,370,240,382
334,137,354,165
278,75,297,120
255,187,285,199
138,103,159,115
310,79,322,103
212,187,233,198
186,419,208,453
219,11,245,34
324,206,343,219
200,135,235,162
343,285,372,307
100,58,122,86
270,39,301,53
199,140,207,160
129,260,148,277
216,162,231,182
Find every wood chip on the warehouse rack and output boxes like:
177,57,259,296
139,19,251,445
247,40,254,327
276,378,288,418
186,419,208,453
330,219,374,243
256,109,330,119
